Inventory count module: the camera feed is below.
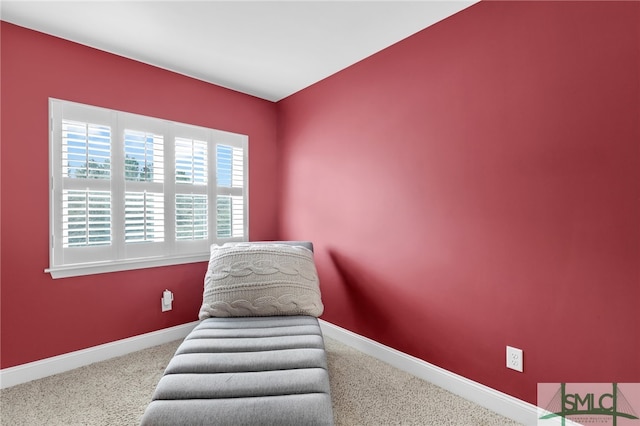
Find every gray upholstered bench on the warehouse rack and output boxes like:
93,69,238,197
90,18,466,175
141,242,333,425
140,315,333,425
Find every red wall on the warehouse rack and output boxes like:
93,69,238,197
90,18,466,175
2,1,639,407
278,1,639,404
0,22,280,368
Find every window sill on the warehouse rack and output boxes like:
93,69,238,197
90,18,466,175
45,253,209,279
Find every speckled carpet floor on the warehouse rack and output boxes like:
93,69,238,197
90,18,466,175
1,336,522,425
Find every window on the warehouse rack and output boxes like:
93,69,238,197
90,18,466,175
47,99,248,278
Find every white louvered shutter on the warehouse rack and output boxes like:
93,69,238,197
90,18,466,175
175,136,208,244
216,143,246,239
48,99,248,278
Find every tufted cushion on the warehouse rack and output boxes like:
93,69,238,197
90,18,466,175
140,316,334,425
199,242,324,319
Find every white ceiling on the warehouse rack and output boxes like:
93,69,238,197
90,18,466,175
1,1,478,101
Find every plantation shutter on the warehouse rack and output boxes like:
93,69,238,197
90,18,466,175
216,143,246,239
51,102,116,266
174,126,210,254
61,120,112,248
48,99,248,279
121,115,168,259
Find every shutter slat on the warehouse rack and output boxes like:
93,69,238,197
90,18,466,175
216,194,244,238
176,137,208,185
62,120,111,180
216,144,244,189
124,129,164,183
62,190,112,247
216,143,245,239
124,192,165,243
176,194,208,240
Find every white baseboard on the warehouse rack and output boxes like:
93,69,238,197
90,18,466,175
319,319,540,426
0,321,199,389
1,318,548,425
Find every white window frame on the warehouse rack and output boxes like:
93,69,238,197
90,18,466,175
46,99,248,279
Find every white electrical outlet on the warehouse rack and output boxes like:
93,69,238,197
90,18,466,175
161,290,173,312
506,346,523,372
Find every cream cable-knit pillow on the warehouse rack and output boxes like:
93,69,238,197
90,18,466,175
199,243,324,319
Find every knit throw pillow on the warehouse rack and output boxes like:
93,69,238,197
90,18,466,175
199,243,324,319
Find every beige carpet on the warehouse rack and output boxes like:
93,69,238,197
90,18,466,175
1,337,522,425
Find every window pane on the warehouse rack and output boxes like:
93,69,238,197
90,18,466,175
216,144,243,188
216,196,231,238
176,194,208,240
62,120,111,179
193,140,207,184
125,192,165,243
124,130,164,182
62,190,111,247
176,137,207,185
216,195,244,238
